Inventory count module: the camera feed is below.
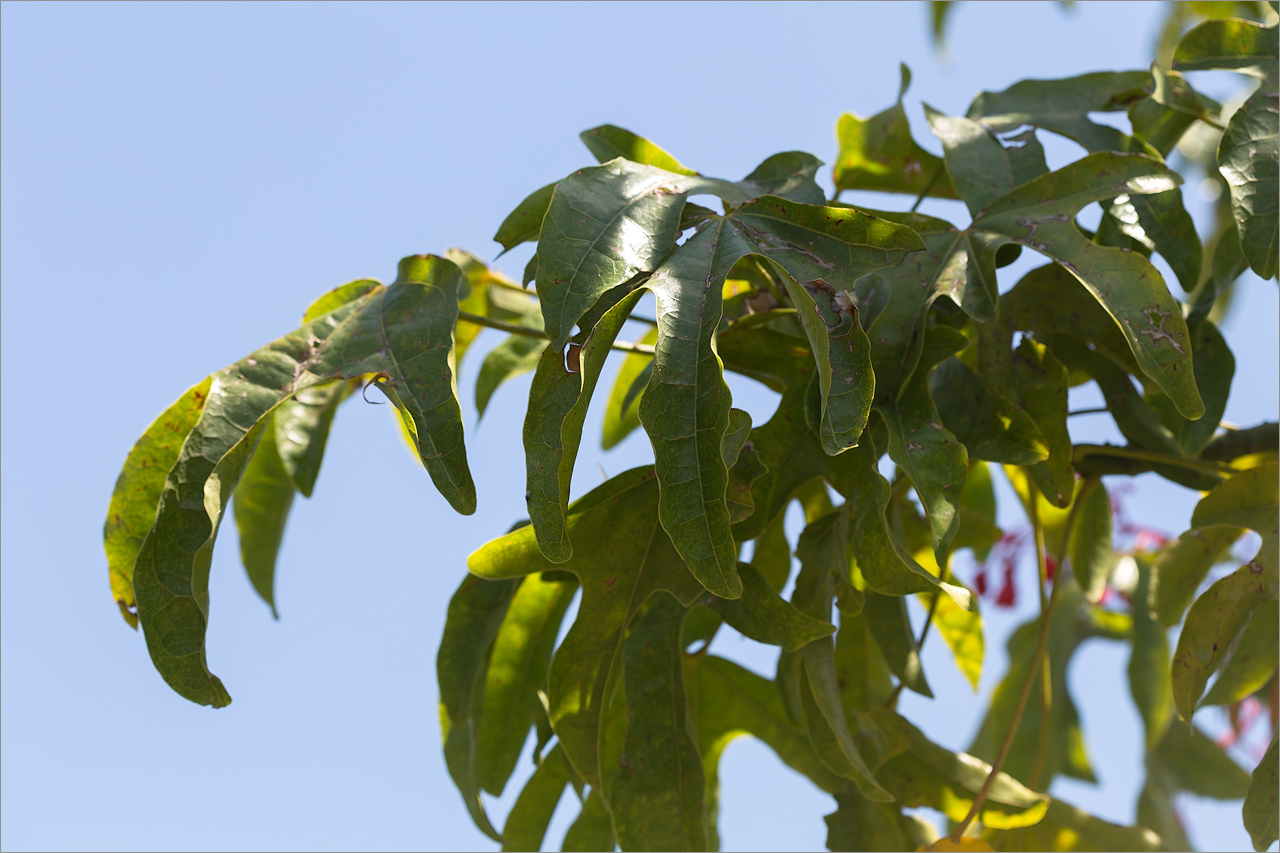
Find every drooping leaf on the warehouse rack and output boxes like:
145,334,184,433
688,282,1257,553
834,64,959,199
438,573,521,842
1244,733,1280,852
476,334,548,420
232,413,295,617
1129,558,1173,749
469,467,704,787
1068,480,1113,603
824,794,910,852
501,745,573,853
1217,64,1279,279
580,124,697,175
608,593,707,852
799,640,894,802
863,590,932,698
104,377,212,628
524,289,644,563
601,327,657,450
1011,338,1075,509
878,325,970,566
477,573,578,797
273,380,354,498
835,609,895,712
1171,463,1280,719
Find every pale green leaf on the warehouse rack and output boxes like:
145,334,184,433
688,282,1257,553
1201,598,1279,705
580,124,696,175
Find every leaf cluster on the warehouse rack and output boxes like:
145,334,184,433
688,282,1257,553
105,11,1278,852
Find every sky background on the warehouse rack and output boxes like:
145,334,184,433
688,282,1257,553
2,2,1276,851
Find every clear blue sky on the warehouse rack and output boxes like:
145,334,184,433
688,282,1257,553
2,2,1275,851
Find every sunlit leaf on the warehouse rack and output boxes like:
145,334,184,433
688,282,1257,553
1200,598,1279,705
580,124,697,175
104,377,212,628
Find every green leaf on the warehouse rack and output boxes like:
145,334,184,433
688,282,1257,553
1201,598,1279,705
478,573,577,797
705,562,835,652
438,573,521,842
445,248,518,368
932,357,1050,465
104,376,212,628
824,794,909,852
1146,318,1236,458
319,256,478,513
601,327,657,450
476,334,548,419
983,798,1162,852
300,278,381,324
878,326,970,566
1152,525,1243,627
1148,719,1252,800
608,593,707,852
1173,17,1278,77
873,712,1050,830
835,609,895,712
580,124,697,175
494,181,556,255
469,467,704,787
1244,734,1279,852
561,788,615,852
1068,481,1113,603
1012,338,1075,508
834,64,958,199
1129,559,1173,749
863,590,932,698
501,745,573,853
524,289,644,563
273,380,354,499
1171,463,1280,718
799,640,894,802
750,505,793,593
925,105,1022,216
930,589,985,691
1217,68,1279,279
972,153,1203,419
232,413,295,617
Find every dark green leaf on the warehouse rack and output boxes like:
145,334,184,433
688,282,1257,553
609,594,706,852
705,562,834,652
863,590,932,698
824,794,909,852
104,377,212,628
835,609,895,712
932,357,1050,465
468,467,704,788
274,381,354,498
1012,338,1075,508
1244,734,1279,852
524,289,644,563
601,328,656,450
878,326,970,566
1217,69,1279,279
232,413,295,617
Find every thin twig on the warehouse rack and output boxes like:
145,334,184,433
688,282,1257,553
1073,443,1234,477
